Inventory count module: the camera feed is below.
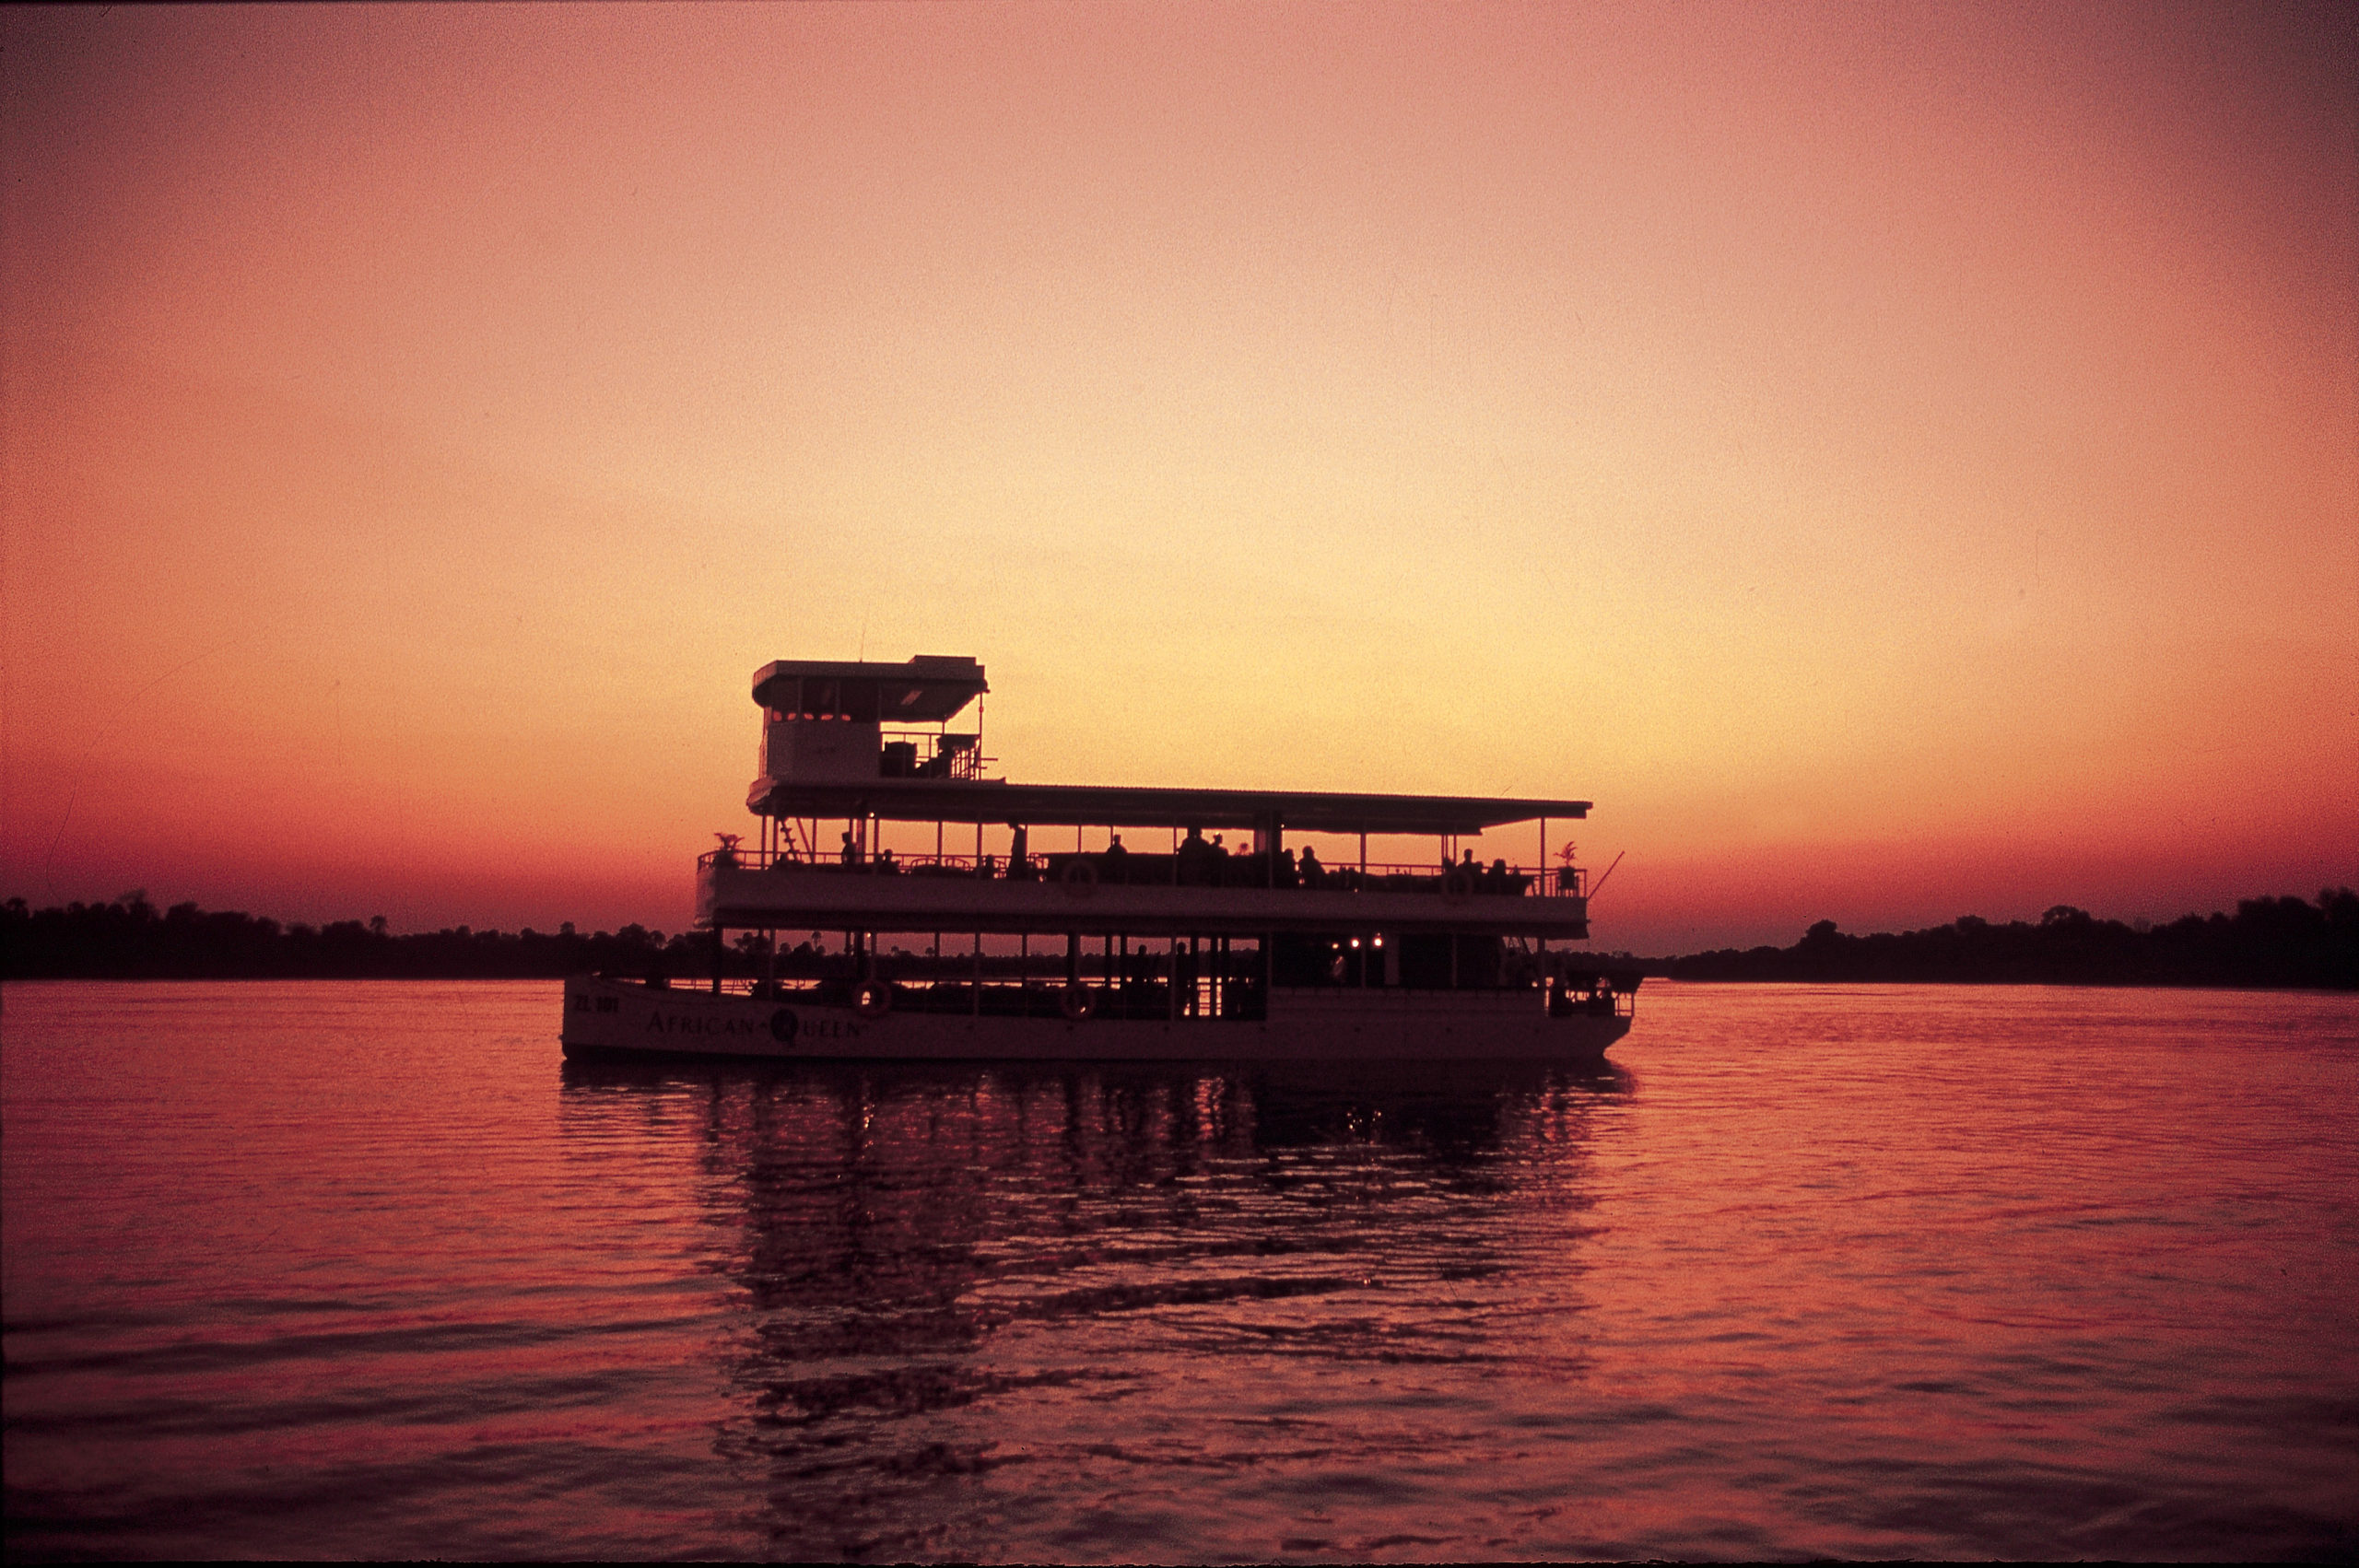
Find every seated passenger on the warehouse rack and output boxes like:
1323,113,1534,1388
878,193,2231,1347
1103,833,1131,884
1297,845,1323,889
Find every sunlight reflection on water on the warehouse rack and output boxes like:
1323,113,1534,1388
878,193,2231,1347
4,980,2353,1560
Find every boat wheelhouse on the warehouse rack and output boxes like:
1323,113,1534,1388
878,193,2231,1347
560,655,1638,1061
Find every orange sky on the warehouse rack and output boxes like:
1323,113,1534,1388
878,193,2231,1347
4,2,2353,953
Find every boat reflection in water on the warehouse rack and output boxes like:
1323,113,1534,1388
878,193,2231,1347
557,1055,1627,1561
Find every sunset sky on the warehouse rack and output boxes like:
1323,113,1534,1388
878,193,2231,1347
4,2,2353,954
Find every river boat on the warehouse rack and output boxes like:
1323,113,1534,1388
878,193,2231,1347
560,655,1638,1061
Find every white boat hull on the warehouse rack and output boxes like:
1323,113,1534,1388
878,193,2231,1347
559,974,1630,1063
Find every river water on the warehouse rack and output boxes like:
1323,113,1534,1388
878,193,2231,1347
4,980,2353,1562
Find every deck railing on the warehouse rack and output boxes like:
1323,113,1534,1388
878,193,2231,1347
700,845,1588,898
619,972,1628,1021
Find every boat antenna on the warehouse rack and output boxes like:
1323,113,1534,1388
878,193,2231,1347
1587,849,1625,899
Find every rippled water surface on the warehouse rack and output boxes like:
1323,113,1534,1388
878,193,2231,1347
5,980,2355,1562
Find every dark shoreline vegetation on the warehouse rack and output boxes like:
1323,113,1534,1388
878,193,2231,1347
4,889,2354,990
1658,891,2355,990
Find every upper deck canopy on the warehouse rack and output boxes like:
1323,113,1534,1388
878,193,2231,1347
751,655,986,723
749,778,1589,835
745,653,1588,833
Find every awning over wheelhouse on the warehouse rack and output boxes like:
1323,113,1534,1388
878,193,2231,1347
751,655,987,724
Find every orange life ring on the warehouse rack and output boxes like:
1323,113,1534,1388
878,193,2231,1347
1059,984,1097,1022
1061,858,1098,898
852,981,892,1020
1442,869,1474,902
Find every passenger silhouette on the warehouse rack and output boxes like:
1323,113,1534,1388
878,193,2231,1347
1177,826,1211,886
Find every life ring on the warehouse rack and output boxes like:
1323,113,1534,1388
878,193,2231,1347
1061,858,1098,898
1442,869,1474,902
1059,984,1097,1022
852,982,892,1020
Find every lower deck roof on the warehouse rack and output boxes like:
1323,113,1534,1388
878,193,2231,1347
748,778,1590,836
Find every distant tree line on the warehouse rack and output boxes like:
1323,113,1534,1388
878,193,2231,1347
0,895,745,980
1663,890,2357,989
4,888,2354,989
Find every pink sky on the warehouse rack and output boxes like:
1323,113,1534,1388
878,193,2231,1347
4,3,2353,952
